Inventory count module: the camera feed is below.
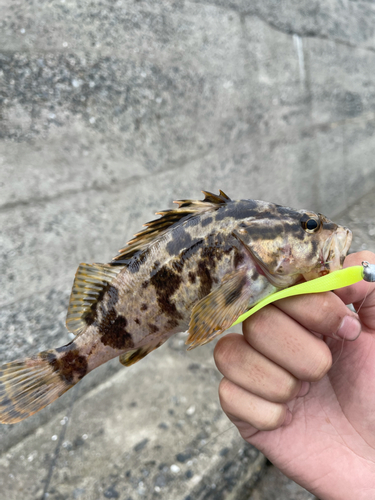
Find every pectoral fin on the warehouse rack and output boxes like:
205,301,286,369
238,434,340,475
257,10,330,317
186,269,252,349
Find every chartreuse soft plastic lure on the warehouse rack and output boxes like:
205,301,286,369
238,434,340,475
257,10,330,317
231,261,375,327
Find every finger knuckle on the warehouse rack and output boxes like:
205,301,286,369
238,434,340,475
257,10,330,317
218,377,234,407
257,405,286,431
313,294,342,328
214,334,240,372
272,377,300,403
244,306,273,340
303,346,332,381
319,297,349,333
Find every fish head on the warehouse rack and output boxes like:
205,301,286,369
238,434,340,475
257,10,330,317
300,212,352,281
234,202,352,288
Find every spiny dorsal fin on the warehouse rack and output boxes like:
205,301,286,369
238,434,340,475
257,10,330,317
112,190,231,263
66,263,123,335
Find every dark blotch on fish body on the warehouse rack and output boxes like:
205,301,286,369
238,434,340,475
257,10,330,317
188,216,200,227
197,261,213,299
180,239,204,262
201,216,213,227
233,250,245,268
308,240,319,259
166,228,202,258
100,314,135,350
172,260,184,273
188,272,196,284
83,285,119,327
275,205,297,217
195,235,231,299
166,318,179,329
199,234,231,266
250,269,259,281
46,348,88,384
215,207,229,222
323,222,338,231
128,249,149,274
281,222,306,241
96,287,133,348
215,201,259,222
248,224,285,241
150,266,183,319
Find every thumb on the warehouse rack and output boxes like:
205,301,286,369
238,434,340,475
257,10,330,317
334,251,375,332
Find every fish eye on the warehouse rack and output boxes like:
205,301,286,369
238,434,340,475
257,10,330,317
301,216,320,233
306,219,318,230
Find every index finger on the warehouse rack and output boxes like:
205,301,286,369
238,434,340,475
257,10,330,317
274,290,361,341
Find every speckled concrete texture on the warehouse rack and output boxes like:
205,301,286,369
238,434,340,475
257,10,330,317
250,462,316,500
0,334,265,499
1,0,375,498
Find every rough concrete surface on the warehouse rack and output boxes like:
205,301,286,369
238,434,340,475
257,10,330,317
0,333,266,500
1,189,374,500
1,0,375,498
250,462,316,500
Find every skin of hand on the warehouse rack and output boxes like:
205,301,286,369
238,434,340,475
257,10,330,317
214,251,375,500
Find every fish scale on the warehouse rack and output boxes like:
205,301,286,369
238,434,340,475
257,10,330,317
0,190,352,423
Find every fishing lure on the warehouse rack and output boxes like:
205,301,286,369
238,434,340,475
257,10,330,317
232,261,375,327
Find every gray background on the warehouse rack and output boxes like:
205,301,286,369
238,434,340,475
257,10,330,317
1,0,375,498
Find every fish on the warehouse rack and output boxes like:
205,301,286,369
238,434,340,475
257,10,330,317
0,190,352,424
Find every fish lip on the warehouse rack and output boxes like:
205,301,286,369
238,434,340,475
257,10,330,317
323,227,352,270
342,227,353,256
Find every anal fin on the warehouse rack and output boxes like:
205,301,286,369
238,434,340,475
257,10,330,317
186,269,252,350
119,338,168,367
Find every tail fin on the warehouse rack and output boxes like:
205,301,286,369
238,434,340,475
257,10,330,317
0,350,77,424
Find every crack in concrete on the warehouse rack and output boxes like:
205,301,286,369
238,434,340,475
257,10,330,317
190,0,375,54
0,174,145,213
251,10,375,54
40,389,77,500
0,149,212,213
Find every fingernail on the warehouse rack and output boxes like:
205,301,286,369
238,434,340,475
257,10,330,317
283,410,293,426
297,381,310,398
335,316,362,341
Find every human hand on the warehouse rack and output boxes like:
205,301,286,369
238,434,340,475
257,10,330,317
214,251,375,500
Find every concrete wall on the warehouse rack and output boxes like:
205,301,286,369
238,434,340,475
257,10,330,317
1,1,375,498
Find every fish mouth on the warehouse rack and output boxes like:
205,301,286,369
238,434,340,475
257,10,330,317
322,226,352,273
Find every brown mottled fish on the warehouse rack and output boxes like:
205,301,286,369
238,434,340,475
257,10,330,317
0,191,352,424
